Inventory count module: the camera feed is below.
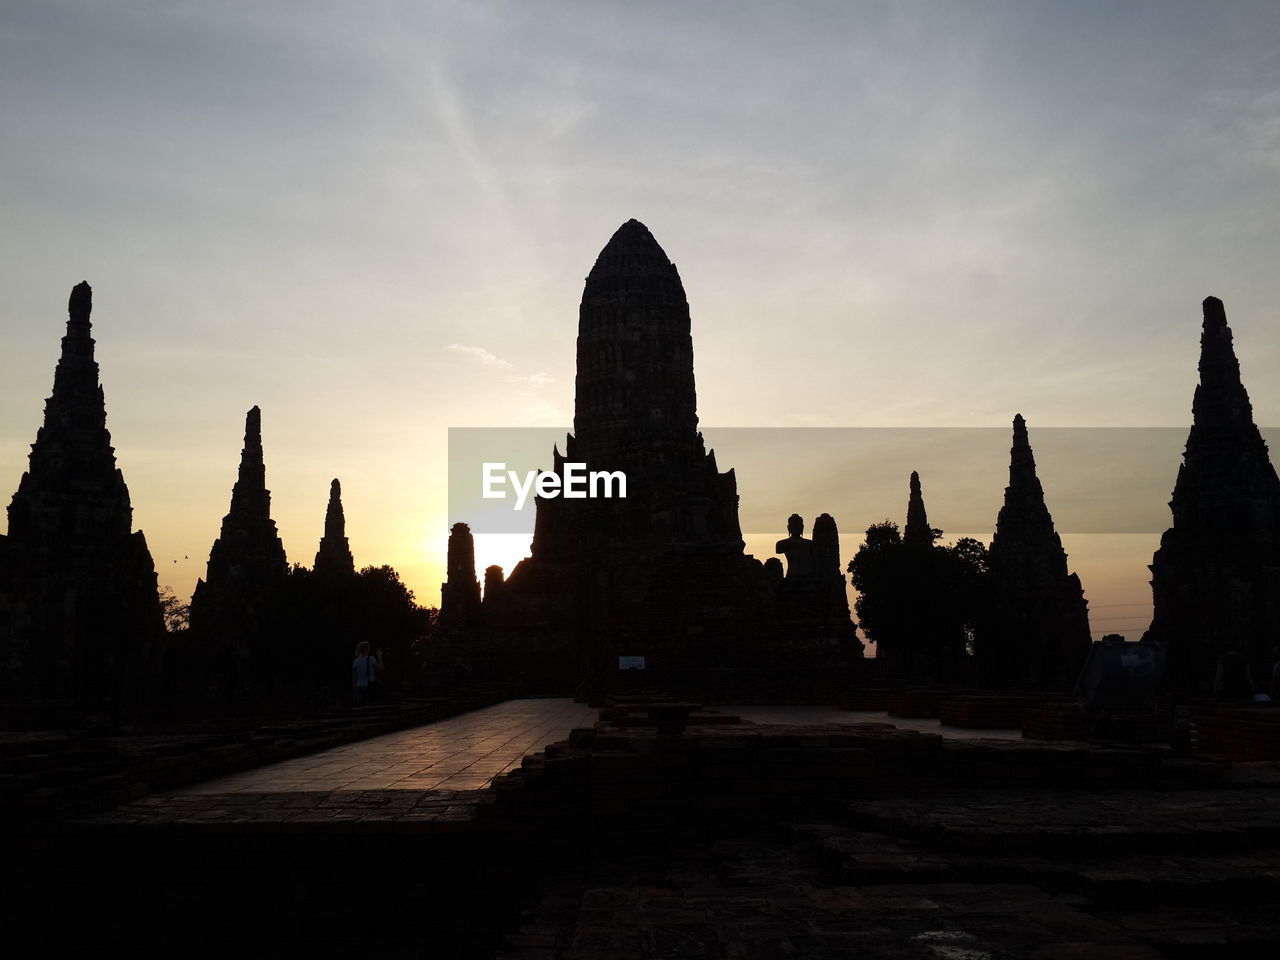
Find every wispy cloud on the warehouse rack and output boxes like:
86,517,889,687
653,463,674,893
506,372,555,387
447,344,555,388
446,343,512,369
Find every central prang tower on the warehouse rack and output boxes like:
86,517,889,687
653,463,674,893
487,220,853,699
528,219,745,565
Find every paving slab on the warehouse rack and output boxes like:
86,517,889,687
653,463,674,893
176,698,596,793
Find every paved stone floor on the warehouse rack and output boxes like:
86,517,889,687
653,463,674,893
177,697,597,793
727,705,1024,741
176,701,1026,796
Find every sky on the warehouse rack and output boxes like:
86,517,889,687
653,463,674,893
2,1,1279,642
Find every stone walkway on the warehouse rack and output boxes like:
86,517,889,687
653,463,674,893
175,700,1030,796
177,698,597,794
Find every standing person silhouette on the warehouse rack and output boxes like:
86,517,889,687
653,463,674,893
352,641,379,707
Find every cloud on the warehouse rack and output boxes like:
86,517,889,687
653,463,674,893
448,345,555,389
505,372,555,387
446,343,513,369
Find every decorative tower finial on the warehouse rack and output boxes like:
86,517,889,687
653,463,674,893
229,406,270,521
904,471,933,548
1193,295,1251,430
325,478,344,537
206,405,284,552
1005,413,1046,506
314,478,355,576
68,281,92,329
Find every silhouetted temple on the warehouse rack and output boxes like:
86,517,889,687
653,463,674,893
190,406,288,697
441,521,482,631
487,220,857,697
0,283,163,710
313,478,354,576
1147,297,1280,694
980,415,1091,689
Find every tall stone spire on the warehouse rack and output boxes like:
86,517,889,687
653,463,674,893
903,471,934,548
228,406,271,521
8,283,127,543
995,415,1055,542
980,414,1091,689
197,406,288,587
1148,297,1280,692
190,406,288,697
1171,296,1280,537
1010,414,1034,486
441,522,481,631
1,282,163,706
313,478,355,576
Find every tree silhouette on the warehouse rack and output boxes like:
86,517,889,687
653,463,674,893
849,523,989,682
257,562,435,709
848,521,907,668
157,585,190,633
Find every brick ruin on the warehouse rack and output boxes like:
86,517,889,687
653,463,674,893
0,283,163,713
980,414,1092,689
454,220,859,698
482,564,507,619
1146,296,1280,694
812,513,856,638
441,521,482,631
189,405,289,699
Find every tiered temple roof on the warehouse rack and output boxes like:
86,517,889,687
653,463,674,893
1,283,162,706
1147,297,1280,692
982,414,1091,689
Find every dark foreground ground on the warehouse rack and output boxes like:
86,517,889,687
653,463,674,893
5,701,1279,958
